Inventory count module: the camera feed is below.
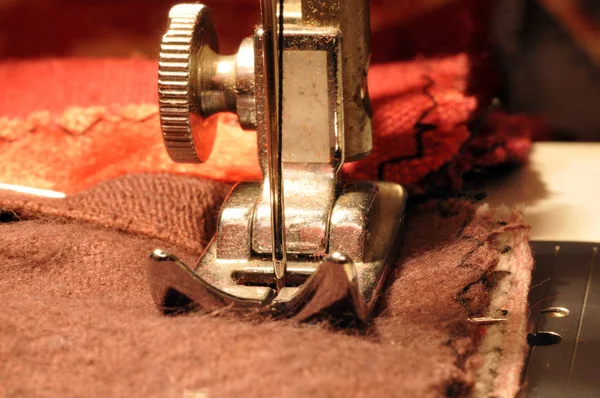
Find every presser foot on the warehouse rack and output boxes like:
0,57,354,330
147,182,407,322
148,250,366,321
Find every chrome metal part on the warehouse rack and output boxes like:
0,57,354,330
148,249,273,313
158,4,218,163
150,182,407,319
149,0,408,322
253,27,343,255
272,252,368,322
524,242,600,397
259,0,288,291
158,5,256,163
300,0,373,161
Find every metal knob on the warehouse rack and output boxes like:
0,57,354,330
158,4,256,163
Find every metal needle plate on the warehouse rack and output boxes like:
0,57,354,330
524,241,600,397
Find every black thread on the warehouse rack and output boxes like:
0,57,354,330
377,75,438,180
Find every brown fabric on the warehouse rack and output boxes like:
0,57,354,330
0,175,532,397
0,174,230,254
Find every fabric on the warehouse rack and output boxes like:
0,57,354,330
0,55,542,195
0,2,537,396
0,174,533,397
0,174,231,253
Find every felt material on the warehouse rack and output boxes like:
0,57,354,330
0,174,231,253
0,174,533,397
0,56,540,195
472,205,533,397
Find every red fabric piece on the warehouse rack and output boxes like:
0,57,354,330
0,55,538,194
0,59,158,119
0,0,543,194
345,58,545,193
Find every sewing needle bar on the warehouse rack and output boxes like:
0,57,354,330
260,0,287,292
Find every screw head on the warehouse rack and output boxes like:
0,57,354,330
158,4,219,163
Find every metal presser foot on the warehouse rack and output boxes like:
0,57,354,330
149,0,408,322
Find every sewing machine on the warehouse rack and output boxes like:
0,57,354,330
148,1,407,321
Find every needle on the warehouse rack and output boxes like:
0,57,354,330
260,0,287,292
